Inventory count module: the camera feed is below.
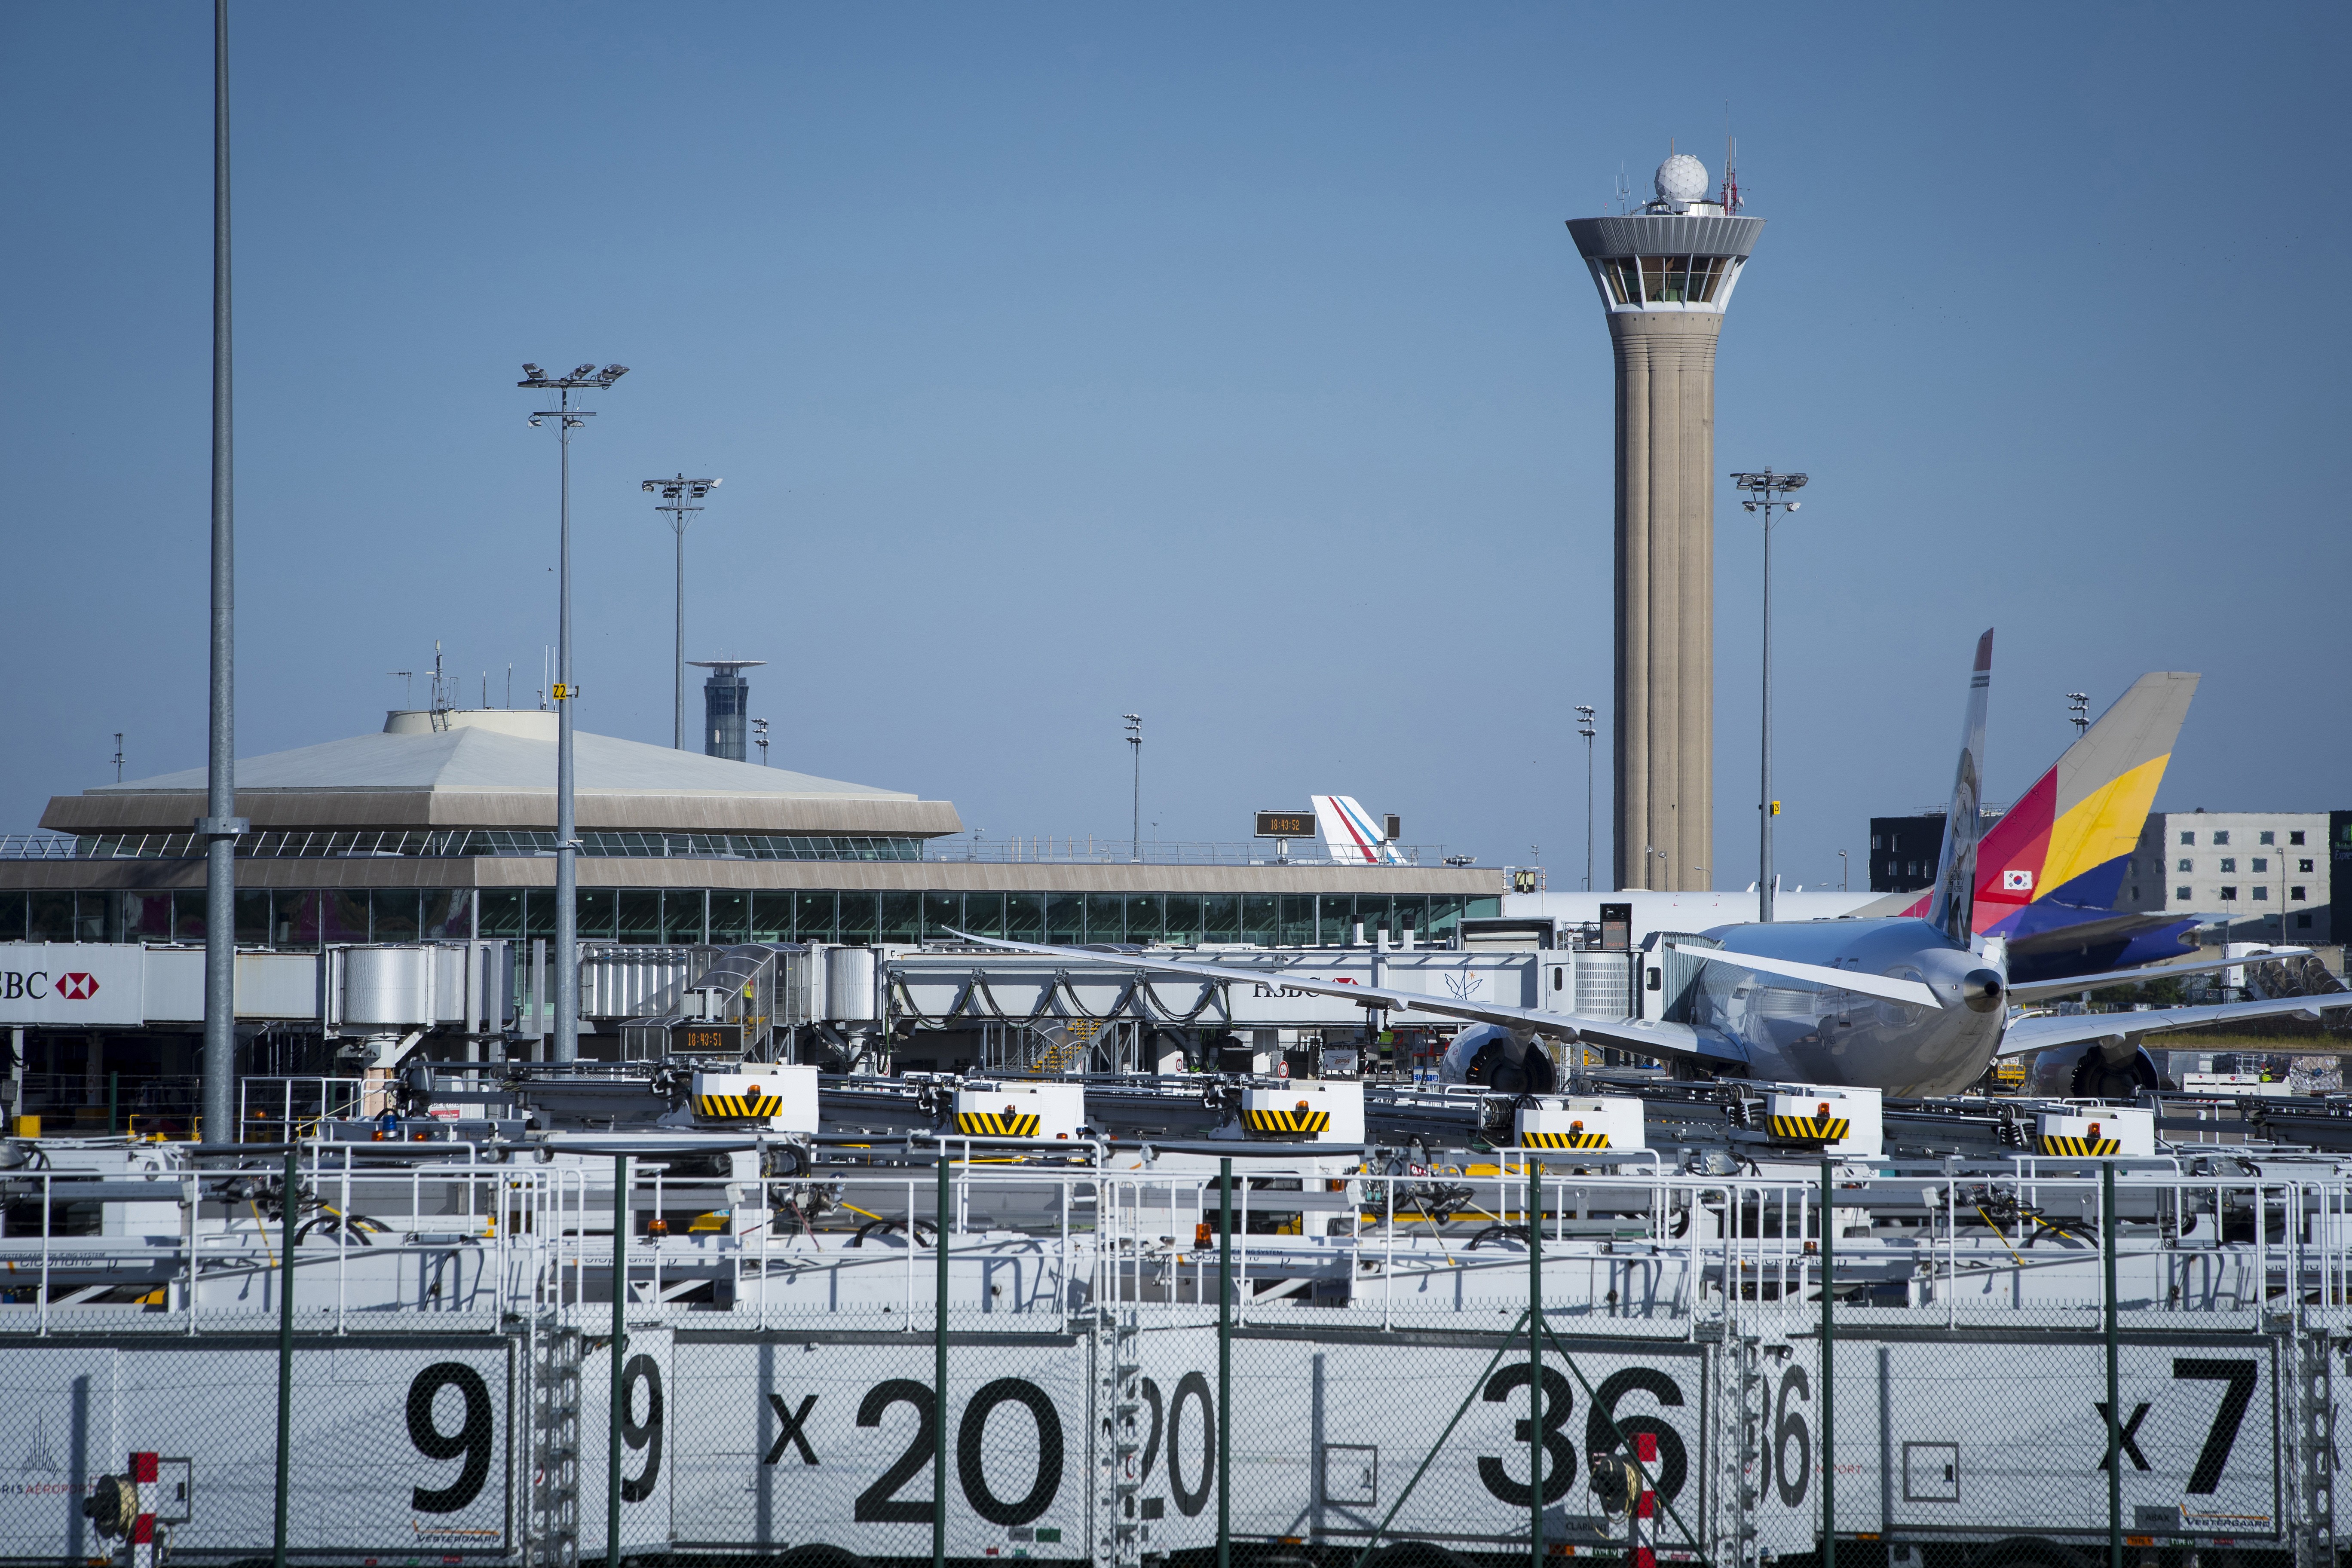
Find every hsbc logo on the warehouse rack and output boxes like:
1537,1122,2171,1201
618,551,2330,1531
55,972,99,1001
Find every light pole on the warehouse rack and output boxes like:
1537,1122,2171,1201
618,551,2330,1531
200,0,242,1145
752,717,769,767
520,361,629,1063
1576,704,1597,891
1732,468,1807,923
2067,691,2090,740
1838,848,1849,891
1124,714,1142,862
642,475,721,748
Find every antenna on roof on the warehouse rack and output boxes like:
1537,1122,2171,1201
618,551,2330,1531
1721,106,1741,214
429,640,451,714
1615,162,1630,214
113,732,124,784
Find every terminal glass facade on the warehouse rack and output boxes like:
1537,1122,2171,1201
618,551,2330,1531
0,887,1494,950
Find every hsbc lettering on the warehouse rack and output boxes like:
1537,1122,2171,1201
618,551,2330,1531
0,971,49,1000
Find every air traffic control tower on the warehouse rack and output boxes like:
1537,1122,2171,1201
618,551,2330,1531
1567,153,1764,891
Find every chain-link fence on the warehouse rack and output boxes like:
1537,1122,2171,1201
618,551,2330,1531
0,1152,2333,1566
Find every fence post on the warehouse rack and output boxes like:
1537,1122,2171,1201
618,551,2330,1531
1219,1156,1233,1568
272,1145,297,1567
1529,1158,1544,1566
934,1148,951,1568
608,1153,628,1568
2104,1160,2121,1568
1820,1156,1834,1568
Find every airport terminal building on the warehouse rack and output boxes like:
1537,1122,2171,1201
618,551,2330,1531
0,708,1502,952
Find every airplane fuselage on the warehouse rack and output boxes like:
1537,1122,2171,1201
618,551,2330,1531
1692,918,2007,1096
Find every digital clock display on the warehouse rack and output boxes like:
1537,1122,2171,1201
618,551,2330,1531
670,1023,743,1056
1254,810,1314,838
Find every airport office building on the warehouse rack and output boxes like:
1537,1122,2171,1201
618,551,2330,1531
0,709,1500,958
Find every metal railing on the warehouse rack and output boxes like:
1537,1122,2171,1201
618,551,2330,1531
10,1152,2352,1337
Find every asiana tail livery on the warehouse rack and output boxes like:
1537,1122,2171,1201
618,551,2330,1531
964,631,2349,1099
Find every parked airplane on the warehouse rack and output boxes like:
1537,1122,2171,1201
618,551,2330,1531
962,632,2348,1099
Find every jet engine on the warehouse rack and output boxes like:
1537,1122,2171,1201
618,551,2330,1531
2023,1040,2162,1101
1439,1023,1559,1093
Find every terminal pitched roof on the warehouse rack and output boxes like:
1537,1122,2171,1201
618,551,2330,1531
42,721,962,838
97,726,910,799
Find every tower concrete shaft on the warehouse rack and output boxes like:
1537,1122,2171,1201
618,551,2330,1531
1569,178,1763,891
1612,311,1719,892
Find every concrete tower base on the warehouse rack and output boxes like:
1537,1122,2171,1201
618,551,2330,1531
1611,312,1721,892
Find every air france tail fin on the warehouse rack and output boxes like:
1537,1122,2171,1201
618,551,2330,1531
1312,795,1406,865
1927,629,1994,946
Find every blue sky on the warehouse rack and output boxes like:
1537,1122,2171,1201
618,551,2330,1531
2,3,2343,886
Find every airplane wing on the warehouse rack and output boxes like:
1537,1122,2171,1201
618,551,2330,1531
1668,945,1943,1007
945,932,1749,1068
2004,948,2311,1005
1995,993,2352,1057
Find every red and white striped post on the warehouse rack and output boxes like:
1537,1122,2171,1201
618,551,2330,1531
129,1451,159,1568
1630,1431,1658,1568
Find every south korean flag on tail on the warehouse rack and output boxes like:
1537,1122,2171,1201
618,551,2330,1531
2003,869,2034,892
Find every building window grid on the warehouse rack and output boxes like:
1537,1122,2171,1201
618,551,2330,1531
0,885,1498,950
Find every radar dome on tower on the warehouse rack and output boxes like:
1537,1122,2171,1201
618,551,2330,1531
1654,153,1710,209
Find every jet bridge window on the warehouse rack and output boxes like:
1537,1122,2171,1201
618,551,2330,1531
2178,858,2193,873
2180,831,2196,845
2220,858,2236,873
2176,885,2191,900
2213,830,2231,845
2292,886,2307,900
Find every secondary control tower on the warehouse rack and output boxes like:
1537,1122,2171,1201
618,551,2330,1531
1568,153,1764,891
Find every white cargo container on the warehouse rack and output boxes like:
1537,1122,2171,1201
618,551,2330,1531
689,1064,818,1132
1238,1079,1364,1143
1760,1083,1884,1158
951,1079,1088,1140
2035,1103,2156,1157
1515,1095,1647,1151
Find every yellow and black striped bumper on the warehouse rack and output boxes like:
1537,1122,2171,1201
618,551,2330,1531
1243,1108,1331,1136
956,1112,1041,1137
694,1094,783,1120
2038,1136,2121,1157
1767,1115,1850,1143
1522,1131,1611,1149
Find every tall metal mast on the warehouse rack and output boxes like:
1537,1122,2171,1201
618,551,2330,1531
643,474,720,749
1731,468,1807,923
199,0,243,1145
519,362,629,1063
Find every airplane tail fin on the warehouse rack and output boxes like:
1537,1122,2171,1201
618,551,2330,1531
1312,795,1406,865
1927,630,1994,945
1971,670,2201,925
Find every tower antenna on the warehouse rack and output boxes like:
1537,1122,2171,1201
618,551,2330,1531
1721,108,1740,214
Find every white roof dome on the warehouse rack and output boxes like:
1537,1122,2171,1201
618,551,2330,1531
1654,153,1710,206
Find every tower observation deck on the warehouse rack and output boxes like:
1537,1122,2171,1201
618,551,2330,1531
1567,153,1764,892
